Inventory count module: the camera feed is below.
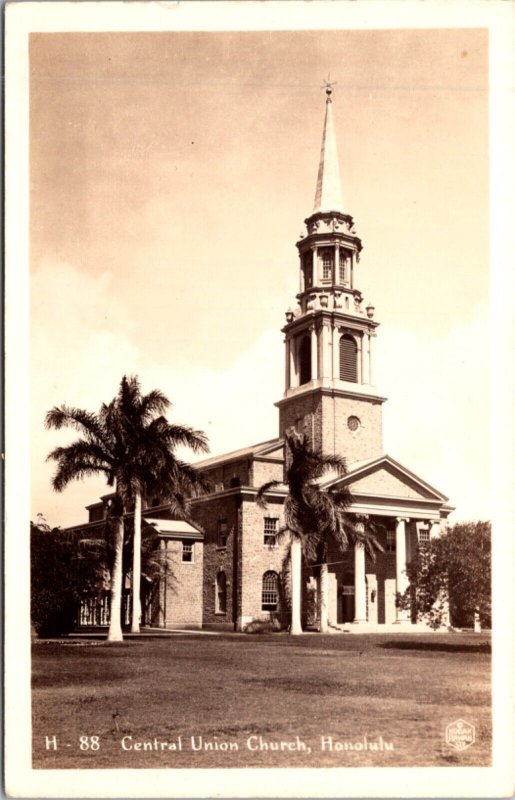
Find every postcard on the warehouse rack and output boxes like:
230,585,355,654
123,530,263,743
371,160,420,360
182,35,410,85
4,1,514,797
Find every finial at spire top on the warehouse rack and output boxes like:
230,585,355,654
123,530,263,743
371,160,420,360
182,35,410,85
322,73,337,103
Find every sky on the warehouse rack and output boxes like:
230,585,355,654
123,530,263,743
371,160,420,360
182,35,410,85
29,27,490,527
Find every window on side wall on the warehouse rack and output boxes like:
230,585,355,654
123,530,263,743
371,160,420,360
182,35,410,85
182,541,194,563
215,572,227,614
263,517,278,547
386,530,396,553
217,520,228,548
418,527,430,547
261,571,279,611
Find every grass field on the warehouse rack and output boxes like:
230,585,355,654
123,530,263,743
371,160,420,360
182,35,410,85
32,631,491,769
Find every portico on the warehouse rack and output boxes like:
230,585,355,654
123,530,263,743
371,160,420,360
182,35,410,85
319,455,452,631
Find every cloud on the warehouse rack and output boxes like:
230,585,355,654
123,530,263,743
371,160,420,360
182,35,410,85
32,258,490,527
31,260,283,526
31,260,143,526
377,305,490,521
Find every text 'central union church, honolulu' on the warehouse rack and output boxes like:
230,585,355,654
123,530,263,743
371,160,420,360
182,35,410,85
71,87,453,633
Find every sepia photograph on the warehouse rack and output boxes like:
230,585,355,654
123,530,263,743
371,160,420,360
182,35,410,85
4,1,513,797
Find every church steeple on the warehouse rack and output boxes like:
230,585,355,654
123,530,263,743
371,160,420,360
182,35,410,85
313,84,344,215
276,85,387,462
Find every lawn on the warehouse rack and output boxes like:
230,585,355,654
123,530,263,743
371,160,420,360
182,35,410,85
32,631,491,769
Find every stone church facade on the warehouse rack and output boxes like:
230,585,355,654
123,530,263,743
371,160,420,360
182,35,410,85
70,87,452,632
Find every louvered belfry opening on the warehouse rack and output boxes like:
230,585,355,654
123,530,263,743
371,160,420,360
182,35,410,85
299,335,311,385
340,334,358,382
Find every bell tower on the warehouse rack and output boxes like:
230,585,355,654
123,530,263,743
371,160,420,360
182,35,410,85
276,84,387,462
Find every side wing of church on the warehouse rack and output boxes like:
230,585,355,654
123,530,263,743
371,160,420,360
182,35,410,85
70,86,453,633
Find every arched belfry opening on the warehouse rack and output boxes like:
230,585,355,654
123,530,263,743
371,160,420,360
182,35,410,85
340,334,357,382
299,335,311,385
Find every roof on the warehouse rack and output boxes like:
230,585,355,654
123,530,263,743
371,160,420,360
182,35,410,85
192,437,283,471
142,518,203,540
313,90,344,214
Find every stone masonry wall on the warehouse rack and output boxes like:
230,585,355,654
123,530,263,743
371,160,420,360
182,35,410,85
278,392,320,449
159,539,203,628
200,460,251,492
238,496,289,630
193,494,239,629
321,394,383,462
279,391,383,462
252,459,284,488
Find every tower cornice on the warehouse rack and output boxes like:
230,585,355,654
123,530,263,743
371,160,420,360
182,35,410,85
275,384,387,409
281,311,380,337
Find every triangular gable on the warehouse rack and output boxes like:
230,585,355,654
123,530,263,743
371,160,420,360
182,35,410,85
323,454,449,503
254,439,284,461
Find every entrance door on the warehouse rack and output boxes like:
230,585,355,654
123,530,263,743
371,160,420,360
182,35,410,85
340,585,355,623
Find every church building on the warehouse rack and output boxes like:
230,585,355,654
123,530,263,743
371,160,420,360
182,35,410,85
71,87,453,633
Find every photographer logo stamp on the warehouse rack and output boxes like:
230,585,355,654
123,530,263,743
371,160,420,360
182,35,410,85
445,720,475,751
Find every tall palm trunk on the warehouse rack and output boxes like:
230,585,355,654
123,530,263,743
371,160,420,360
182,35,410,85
107,518,124,642
319,562,329,632
131,490,142,633
290,536,302,635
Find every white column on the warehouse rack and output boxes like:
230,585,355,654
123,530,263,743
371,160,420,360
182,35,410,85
430,520,440,539
368,333,374,385
361,333,369,385
334,243,339,283
395,517,410,622
356,336,362,383
353,542,367,623
332,326,339,381
319,324,325,378
312,246,318,286
310,325,317,380
290,336,298,388
284,338,291,391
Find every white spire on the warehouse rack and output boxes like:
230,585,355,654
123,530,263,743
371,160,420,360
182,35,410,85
313,86,344,214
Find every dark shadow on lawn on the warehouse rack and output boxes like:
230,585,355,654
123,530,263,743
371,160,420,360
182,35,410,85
381,640,491,654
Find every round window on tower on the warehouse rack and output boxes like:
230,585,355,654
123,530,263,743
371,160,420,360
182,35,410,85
347,415,361,432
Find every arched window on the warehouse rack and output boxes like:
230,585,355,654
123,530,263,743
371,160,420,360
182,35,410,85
320,249,334,281
298,335,311,385
262,571,279,611
340,334,358,382
215,571,227,614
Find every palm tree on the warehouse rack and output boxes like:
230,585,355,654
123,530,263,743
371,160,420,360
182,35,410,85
258,430,382,634
113,376,208,632
45,401,127,641
45,376,209,639
257,429,351,634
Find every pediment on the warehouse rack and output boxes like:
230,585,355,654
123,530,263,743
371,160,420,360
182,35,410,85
255,441,284,461
325,455,448,503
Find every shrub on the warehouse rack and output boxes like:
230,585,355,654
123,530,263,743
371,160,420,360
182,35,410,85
31,526,106,637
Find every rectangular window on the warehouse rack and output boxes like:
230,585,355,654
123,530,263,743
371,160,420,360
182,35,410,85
264,517,278,547
386,530,396,552
418,527,430,546
339,252,347,283
182,541,194,563
320,249,333,282
217,520,228,548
